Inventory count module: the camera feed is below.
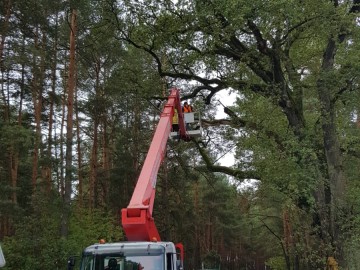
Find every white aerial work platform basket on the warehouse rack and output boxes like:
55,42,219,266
170,112,202,139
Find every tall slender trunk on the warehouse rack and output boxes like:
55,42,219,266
317,37,345,261
18,35,25,122
45,13,59,194
207,216,213,251
76,92,83,207
8,37,27,207
193,180,202,270
0,0,13,240
60,93,66,196
61,8,77,237
357,111,360,128
0,0,12,121
31,25,43,190
59,56,68,196
10,148,19,204
89,58,101,209
89,124,98,208
101,65,110,208
282,209,292,270
133,93,140,182
0,0,11,62
38,27,48,192
102,117,110,206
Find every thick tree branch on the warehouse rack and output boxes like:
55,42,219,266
192,139,260,180
247,20,271,55
219,106,286,151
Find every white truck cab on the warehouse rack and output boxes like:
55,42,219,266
68,241,183,270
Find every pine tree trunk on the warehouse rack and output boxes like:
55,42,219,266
60,86,66,196
31,25,43,190
61,8,77,237
193,181,202,270
90,119,98,208
0,0,11,61
1,0,16,205
9,36,28,205
0,0,11,121
38,27,48,192
45,13,59,194
102,118,110,205
76,93,83,206
89,59,101,209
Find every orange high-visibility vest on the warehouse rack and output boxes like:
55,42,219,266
183,105,192,113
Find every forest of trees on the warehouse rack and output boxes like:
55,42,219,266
1,0,360,269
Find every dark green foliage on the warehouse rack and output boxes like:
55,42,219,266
202,250,221,269
2,192,122,270
0,123,33,221
3,191,64,270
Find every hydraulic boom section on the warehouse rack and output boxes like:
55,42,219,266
121,88,189,241
67,88,189,270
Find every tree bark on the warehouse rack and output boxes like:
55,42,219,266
89,119,98,208
89,58,101,209
0,0,14,240
0,0,11,62
31,25,43,190
59,90,66,196
45,12,59,194
102,116,110,206
0,0,11,121
317,37,345,258
61,8,77,238
75,92,83,207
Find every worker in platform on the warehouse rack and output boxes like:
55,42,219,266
172,108,179,132
182,102,193,113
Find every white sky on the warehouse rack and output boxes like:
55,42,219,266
215,90,237,167
214,90,259,190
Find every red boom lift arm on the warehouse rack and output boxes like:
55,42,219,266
121,88,189,241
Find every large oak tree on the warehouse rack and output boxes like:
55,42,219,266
111,0,360,268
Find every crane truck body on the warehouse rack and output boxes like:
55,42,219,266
69,88,199,270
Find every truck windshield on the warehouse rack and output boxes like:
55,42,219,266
80,252,164,270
